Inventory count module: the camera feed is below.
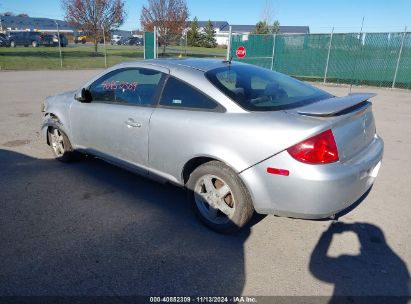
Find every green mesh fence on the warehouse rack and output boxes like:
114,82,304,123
230,32,411,89
144,31,155,59
327,33,404,87
395,33,411,89
230,34,274,69
273,34,330,79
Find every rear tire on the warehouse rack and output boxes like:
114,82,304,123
186,161,254,233
47,127,76,162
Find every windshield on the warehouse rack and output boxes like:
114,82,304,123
205,64,332,111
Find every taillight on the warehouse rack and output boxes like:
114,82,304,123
287,129,339,164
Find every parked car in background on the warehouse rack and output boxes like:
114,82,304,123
39,34,55,46
122,36,143,46
74,34,87,44
52,34,68,47
110,35,122,45
8,31,56,47
41,59,383,233
9,31,40,47
0,33,10,47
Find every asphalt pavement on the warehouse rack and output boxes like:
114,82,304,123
0,70,410,300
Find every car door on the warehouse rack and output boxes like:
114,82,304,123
70,67,167,171
149,76,226,182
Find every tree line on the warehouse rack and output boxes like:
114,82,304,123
11,0,279,53
252,20,281,34
186,18,217,48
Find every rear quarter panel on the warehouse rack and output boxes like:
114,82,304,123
148,108,329,184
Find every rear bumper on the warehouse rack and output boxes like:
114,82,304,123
240,135,384,219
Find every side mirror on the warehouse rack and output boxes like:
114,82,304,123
75,88,91,103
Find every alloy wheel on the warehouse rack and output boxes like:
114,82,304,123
194,174,235,224
50,129,65,157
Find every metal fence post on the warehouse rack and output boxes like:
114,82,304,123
102,26,107,68
154,26,157,59
323,27,334,84
350,19,365,93
143,31,146,60
392,26,407,89
55,21,63,69
270,34,276,70
226,26,232,60
185,30,187,57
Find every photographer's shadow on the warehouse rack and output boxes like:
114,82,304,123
0,149,261,296
309,222,410,303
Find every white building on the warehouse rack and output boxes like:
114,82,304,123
185,21,310,46
185,21,229,45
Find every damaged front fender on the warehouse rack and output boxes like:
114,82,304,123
41,114,67,146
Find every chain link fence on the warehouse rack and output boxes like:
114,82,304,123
0,28,225,70
0,27,144,70
229,30,411,89
1,27,410,89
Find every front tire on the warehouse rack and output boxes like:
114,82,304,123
48,127,75,162
187,161,254,233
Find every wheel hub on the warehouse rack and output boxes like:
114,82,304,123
194,174,235,224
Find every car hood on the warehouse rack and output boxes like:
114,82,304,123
44,90,76,111
49,89,76,101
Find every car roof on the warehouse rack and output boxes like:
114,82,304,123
123,58,240,73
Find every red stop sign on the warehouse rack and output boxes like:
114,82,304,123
236,46,246,58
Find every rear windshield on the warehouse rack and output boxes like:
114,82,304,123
205,64,332,111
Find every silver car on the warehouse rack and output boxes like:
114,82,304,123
41,59,383,233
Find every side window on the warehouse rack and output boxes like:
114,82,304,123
159,77,219,110
89,68,163,106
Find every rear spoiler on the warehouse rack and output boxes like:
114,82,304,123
297,93,376,117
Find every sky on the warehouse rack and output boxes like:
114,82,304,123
0,0,410,33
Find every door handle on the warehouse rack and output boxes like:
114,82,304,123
125,118,142,128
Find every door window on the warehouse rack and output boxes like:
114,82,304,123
89,68,164,106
